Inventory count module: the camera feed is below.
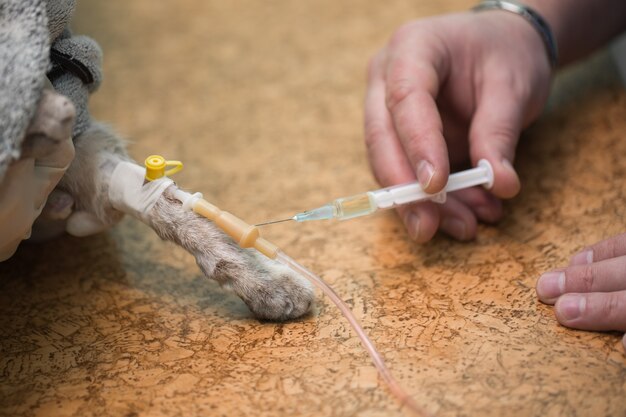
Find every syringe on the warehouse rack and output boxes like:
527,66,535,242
258,160,494,225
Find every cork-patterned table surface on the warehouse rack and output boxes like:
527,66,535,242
2,1,626,416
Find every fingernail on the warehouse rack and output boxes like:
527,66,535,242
417,160,434,189
498,158,521,197
570,249,593,266
405,212,420,241
441,218,467,240
502,158,516,174
557,295,585,321
622,334,626,352
536,271,565,301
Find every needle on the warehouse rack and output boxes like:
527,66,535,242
255,217,295,227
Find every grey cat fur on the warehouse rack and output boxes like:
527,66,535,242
1,0,314,320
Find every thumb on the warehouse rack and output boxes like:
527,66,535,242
468,83,524,199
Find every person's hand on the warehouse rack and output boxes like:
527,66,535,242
0,88,75,259
536,233,626,349
364,11,552,242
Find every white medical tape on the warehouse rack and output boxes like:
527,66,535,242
108,161,174,223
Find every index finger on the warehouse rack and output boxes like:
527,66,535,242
364,51,415,187
384,30,450,193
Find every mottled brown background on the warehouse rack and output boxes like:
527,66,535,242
1,1,626,416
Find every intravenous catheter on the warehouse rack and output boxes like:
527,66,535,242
257,159,493,226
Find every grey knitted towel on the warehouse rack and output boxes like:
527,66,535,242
0,0,50,180
0,0,102,182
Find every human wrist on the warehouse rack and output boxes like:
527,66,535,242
473,1,558,68
511,0,626,65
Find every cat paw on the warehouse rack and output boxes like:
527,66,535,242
244,255,315,321
196,250,315,321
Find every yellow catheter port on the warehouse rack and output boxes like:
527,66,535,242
144,155,183,181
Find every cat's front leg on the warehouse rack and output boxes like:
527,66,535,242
147,186,314,321
60,123,314,321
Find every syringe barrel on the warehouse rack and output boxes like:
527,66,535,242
369,183,430,209
293,193,377,222
334,193,377,220
295,160,494,222
370,159,494,209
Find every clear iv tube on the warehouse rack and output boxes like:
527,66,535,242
276,251,431,417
